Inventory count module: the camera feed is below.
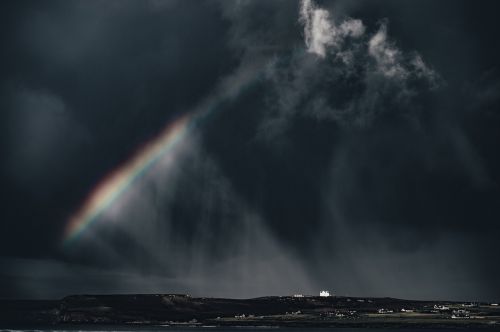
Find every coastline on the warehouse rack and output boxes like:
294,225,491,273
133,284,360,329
1,294,499,329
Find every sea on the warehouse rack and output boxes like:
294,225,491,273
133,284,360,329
2,328,500,332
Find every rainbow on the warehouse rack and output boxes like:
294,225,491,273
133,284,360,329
62,65,263,246
62,113,192,245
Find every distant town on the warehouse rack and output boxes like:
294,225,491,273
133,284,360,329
1,291,499,328
290,290,499,320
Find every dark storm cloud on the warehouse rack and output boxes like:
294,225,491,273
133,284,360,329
5,89,89,188
1,0,500,301
201,0,500,300
1,0,236,254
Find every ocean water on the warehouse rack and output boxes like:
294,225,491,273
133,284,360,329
3,328,500,332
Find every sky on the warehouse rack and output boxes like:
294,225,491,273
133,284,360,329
1,0,500,301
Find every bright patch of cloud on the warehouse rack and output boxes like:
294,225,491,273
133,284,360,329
300,0,364,58
368,23,408,80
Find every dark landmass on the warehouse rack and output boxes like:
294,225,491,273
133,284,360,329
1,294,500,329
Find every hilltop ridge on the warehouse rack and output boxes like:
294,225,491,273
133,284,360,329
1,294,499,328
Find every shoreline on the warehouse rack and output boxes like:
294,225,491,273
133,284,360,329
1,294,499,329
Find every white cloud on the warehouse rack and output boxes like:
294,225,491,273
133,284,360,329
340,19,365,38
307,7,335,57
300,0,364,58
258,2,441,136
368,23,408,80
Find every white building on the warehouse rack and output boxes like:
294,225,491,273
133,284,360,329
378,308,393,314
320,290,331,297
434,304,450,311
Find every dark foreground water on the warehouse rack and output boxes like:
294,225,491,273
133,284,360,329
3,328,500,332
